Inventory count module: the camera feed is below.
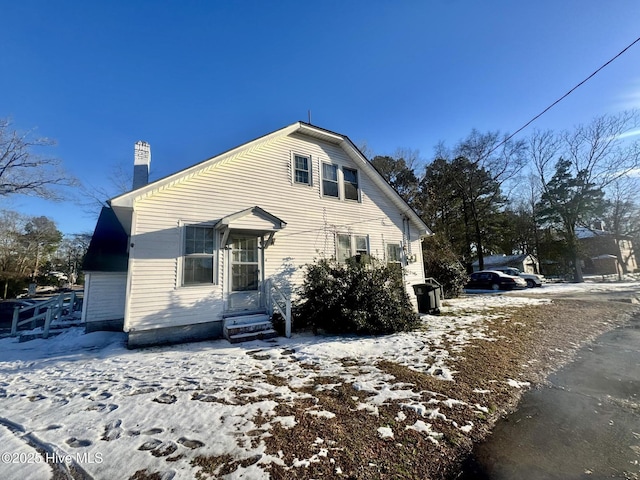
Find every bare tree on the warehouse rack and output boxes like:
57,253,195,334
457,130,529,185
533,112,640,190
602,176,640,275
78,160,133,216
564,111,640,188
529,129,562,185
0,118,74,199
530,111,640,282
52,233,92,284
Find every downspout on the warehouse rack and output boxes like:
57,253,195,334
402,217,408,260
406,216,412,257
402,216,412,258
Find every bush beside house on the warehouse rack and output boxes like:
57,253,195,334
296,257,420,335
422,235,468,298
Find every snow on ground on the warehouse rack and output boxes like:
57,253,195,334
0,423,53,479
472,275,640,297
0,280,637,479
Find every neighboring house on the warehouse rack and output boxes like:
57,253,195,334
472,254,540,275
576,227,638,276
82,122,431,348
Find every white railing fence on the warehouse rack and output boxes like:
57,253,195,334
11,291,82,339
265,279,291,338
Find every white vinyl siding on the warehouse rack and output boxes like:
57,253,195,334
124,131,426,331
82,272,127,323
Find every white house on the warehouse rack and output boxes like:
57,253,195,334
82,122,431,348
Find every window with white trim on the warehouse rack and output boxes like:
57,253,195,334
183,226,216,285
322,163,339,198
386,243,403,269
343,167,359,201
336,233,369,262
354,235,368,256
293,154,311,185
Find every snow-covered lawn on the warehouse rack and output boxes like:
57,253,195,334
1,281,638,479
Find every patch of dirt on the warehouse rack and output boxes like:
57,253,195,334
192,453,262,479
129,470,164,480
264,373,290,387
257,298,638,479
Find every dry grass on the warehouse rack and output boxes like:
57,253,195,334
185,299,638,479
258,299,638,480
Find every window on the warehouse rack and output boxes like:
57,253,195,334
322,163,339,197
387,243,402,266
183,226,215,285
294,154,311,185
354,235,368,256
231,237,259,291
343,167,359,201
336,233,369,262
320,163,360,201
337,234,351,263
387,243,403,272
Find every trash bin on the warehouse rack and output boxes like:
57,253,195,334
412,284,429,313
412,279,442,314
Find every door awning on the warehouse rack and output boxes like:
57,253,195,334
214,206,286,246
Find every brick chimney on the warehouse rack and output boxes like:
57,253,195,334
133,141,151,190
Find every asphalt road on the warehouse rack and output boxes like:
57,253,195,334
457,304,640,480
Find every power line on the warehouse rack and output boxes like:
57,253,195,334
491,34,640,155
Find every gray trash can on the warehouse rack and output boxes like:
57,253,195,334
413,279,442,314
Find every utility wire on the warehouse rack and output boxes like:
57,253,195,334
490,34,640,155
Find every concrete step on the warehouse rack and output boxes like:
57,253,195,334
223,313,269,326
228,329,279,344
224,320,273,337
223,313,276,342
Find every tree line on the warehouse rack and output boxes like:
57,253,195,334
1,112,639,298
0,118,90,298
0,210,91,298
370,111,640,284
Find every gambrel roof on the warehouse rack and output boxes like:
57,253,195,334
109,122,430,237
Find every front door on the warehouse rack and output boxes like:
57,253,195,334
226,235,263,312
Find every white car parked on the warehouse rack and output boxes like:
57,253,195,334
491,267,544,288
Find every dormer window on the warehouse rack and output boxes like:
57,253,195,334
294,154,311,185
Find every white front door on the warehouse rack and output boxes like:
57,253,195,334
225,235,263,312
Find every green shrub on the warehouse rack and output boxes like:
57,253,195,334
422,235,468,298
296,257,420,335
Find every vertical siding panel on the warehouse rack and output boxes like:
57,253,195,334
83,272,127,323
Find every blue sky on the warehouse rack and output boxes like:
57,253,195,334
2,1,639,235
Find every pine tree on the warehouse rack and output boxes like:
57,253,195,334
538,158,605,282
